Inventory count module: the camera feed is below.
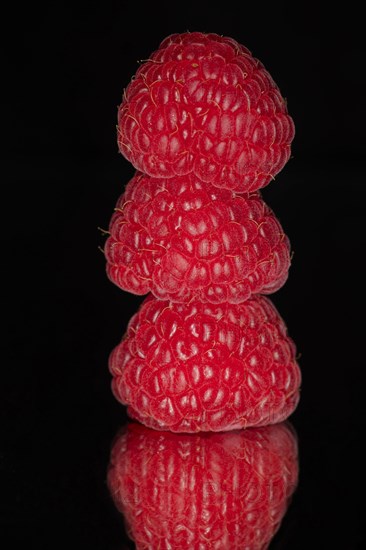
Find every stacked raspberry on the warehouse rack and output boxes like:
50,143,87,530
105,32,301,432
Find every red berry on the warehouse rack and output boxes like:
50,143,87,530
105,172,291,303
107,421,299,550
117,32,294,192
109,294,301,432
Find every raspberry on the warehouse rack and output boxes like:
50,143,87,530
104,171,291,303
107,421,299,550
117,32,294,192
109,294,301,433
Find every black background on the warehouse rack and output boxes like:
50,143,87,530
2,1,366,548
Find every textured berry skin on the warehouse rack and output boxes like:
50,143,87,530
117,32,294,192
107,421,299,550
105,171,291,304
109,294,301,433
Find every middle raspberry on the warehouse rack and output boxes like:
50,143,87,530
105,171,291,304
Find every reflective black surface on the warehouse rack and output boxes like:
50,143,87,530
2,3,366,548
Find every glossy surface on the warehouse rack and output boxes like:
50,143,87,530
107,421,299,549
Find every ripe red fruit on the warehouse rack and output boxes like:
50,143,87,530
107,421,299,550
109,294,301,432
117,32,294,193
105,171,291,304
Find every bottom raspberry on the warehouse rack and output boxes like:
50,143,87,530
107,421,299,550
109,294,301,432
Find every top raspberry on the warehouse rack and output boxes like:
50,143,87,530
117,32,295,193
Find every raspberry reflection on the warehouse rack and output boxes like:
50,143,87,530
107,421,299,549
